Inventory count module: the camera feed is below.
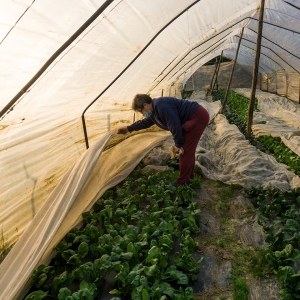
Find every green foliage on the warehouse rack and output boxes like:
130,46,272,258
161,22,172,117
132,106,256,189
248,248,271,278
212,88,258,136
31,265,55,290
173,249,203,273
233,278,249,300
180,229,199,252
25,290,48,300
257,136,300,176
246,186,300,298
27,169,203,299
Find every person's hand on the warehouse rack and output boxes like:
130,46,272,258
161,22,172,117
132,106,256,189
117,127,129,134
170,145,183,158
173,146,180,154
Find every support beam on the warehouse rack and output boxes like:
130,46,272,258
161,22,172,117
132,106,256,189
220,27,244,114
212,51,223,91
246,0,265,140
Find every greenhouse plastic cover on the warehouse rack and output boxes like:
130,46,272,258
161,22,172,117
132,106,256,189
0,0,299,299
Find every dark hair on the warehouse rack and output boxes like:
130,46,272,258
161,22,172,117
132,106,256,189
132,94,152,112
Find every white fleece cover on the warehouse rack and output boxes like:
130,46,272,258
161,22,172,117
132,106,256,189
234,88,300,157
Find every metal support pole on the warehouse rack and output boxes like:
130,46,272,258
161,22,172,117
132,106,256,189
212,51,223,91
220,27,244,114
246,0,265,140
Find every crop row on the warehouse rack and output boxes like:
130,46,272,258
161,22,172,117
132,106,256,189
25,169,203,300
246,186,300,299
212,89,259,136
212,89,300,176
256,136,300,177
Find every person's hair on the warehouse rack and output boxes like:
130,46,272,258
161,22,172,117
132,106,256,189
132,94,152,112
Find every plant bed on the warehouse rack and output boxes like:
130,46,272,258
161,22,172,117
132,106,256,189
24,168,203,300
212,89,300,177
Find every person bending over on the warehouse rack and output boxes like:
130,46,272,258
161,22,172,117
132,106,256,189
118,94,209,185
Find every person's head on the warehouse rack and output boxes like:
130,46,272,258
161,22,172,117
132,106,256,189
132,94,153,114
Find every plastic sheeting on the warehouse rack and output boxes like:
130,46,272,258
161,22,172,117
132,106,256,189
1,0,299,120
185,23,300,102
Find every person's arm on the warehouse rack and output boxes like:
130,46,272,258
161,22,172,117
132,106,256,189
117,117,154,134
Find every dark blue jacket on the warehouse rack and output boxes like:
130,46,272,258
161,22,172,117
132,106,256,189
127,97,200,148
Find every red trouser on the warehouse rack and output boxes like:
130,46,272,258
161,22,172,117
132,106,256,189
176,105,210,185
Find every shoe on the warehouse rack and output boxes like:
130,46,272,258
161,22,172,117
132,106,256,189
172,181,179,187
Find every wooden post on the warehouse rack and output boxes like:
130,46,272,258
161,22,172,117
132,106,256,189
220,27,244,114
246,0,265,140
161,89,164,97
212,51,223,91
208,58,219,95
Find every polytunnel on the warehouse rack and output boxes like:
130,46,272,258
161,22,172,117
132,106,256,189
0,0,300,299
